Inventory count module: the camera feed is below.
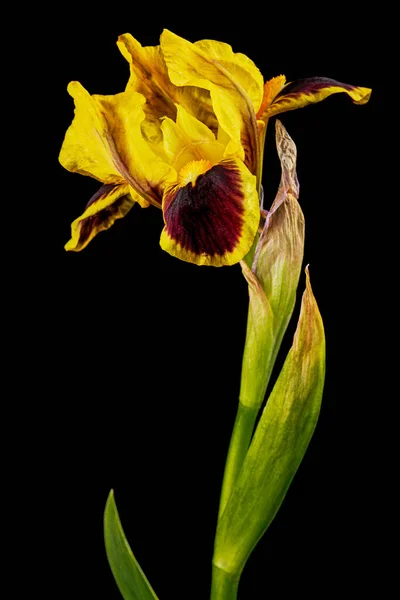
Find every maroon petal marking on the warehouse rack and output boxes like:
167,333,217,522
66,184,134,251
163,163,245,257
276,77,357,98
85,183,116,208
263,76,371,118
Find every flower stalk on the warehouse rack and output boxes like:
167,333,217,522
217,402,259,520
210,565,239,600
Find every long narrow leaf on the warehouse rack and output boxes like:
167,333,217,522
104,490,159,600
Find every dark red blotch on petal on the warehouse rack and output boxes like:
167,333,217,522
164,163,245,257
78,198,128,247
85,183,117,208
76,184,129,249
277,77,356,98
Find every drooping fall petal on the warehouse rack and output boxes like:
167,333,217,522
259,76,371,120
160,158,259,266
65,183,135,252
59,82,174,208
160,29,263,174
213,267,325,575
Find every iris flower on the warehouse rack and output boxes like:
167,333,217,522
60,30,371,266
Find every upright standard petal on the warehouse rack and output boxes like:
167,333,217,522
259,76,371,120
160,30,263,175
65,183,135,252
117,33,218,140
59,82,174,208
160,159,259,266
117,34,177,128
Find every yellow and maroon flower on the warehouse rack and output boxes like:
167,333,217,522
60,30,371,265
117,32,218,145
60,81,260,265
161,157,259,266
60,81,174,252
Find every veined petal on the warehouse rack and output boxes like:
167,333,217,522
161,105,225,172
160,158,259,266
193,39,264,112
118,33,218,137
65,183,135,252
59,82,174,207
118,34,177,121
160,30,262,174
59,82,123,185
262,76,372,119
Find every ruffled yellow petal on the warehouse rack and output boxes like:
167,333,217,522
193,39,264,113
117,33,177,144
59,82,174,207
117,33,218,138
65,183,135,251
161,105,225,172
262,77,372,118
59,82,123,185
160,158,260,266
160,29,262,174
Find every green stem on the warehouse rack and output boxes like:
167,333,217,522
210,564,239,600
217,402,258,520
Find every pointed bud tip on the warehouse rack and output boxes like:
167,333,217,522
305,264,311,288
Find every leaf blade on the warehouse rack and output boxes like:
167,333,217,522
104,490,159,600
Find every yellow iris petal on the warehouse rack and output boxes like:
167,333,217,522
262,77,372,119
59,82,174,207
160,158,260,267
65,183,134,252
59,82,123,185
118,33,218,138
161,105,225,172
117,33,177,145
193,39,264,112
160,29,262,174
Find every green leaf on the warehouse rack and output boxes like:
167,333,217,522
104,490,159,600
213,268,326,576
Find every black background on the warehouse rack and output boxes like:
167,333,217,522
24,4,387,599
